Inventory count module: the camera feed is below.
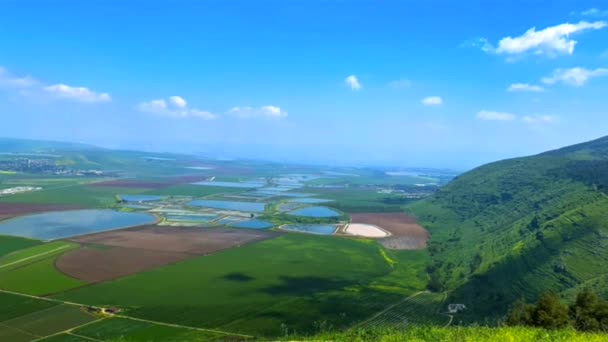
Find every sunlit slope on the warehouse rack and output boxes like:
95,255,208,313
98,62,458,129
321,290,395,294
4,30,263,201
408,135,608,321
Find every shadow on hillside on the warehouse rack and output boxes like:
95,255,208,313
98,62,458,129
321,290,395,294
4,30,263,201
223,272,255,282
263,276,351,296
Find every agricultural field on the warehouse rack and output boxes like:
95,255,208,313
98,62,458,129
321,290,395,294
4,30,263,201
0,140,458,339
54,234,430,336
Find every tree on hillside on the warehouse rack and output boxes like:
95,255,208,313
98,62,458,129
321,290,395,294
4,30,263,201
532,292,570,329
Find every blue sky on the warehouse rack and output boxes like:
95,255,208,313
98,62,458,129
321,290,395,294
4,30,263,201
1,0,608,169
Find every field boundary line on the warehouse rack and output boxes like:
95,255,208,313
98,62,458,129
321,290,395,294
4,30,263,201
0,245,71,269
352,291,428,329
0,289,254,339
29,317,106,342
113,313,255,338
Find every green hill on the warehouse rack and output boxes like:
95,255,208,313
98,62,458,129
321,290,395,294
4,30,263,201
408,135,608,322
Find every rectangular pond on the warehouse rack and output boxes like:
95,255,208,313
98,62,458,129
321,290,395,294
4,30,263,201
281,224,336,235
287,206,341,218
188,200,266,213
230,220,274,230
0,209,156,241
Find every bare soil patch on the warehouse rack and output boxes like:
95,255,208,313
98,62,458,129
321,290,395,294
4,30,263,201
67,226,274,253
56,247,190,283
350,213,428,250
59,226,277,282
0,203,80,221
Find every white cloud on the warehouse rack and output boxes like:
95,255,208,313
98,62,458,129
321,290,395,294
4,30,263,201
542,67,608,86
0,67,38,88
345,75,361,91
387,79,412,89
138,96,215,119
581,8,608,17
523,115,556,124
477,110,517,121
44,84,111,103
0,66,110,103
507,83,545,92
421,96,443,106
169,96,187,108
482,21,607,57
229,105,288,119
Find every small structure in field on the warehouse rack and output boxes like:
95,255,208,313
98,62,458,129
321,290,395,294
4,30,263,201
103,307,121,315
447,304,466,313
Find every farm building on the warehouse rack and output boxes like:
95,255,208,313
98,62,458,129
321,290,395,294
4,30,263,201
447,304,466,313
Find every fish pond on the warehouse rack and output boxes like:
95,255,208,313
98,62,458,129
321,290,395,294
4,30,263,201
281,224,336,235
287,206,341,218
0,209,156,240
230,220,273,229
188,200,266,213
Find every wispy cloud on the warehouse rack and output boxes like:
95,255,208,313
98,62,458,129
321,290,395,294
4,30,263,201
477,110,516,121
481,21,606,57
507,83,545,92
387,79,412,89
421,96,443,106
542,67,608,86
228,105,288,119
0,67,38,88
0,66,110,103
581,8,608,18
44,84,111,103
345,75,361,91
137,96,215,119
523,115,556,124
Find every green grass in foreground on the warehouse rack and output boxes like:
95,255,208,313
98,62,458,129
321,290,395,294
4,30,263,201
55,235,428,337
293,326,608,342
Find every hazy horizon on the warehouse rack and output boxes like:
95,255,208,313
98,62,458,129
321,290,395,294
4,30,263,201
2,1,608,169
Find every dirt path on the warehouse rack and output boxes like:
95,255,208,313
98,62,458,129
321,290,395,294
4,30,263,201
0,289,254,339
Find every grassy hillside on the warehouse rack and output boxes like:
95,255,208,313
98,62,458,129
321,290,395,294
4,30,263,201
408,135,608,322
287,326,608,342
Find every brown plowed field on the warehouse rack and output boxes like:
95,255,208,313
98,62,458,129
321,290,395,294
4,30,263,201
0,203,80,221
57,226,276,282
56,247,190,283
349,213,428,250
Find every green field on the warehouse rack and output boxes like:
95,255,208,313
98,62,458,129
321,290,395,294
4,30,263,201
0,294,98,342
71,317,249,341
311,189,416,213
54,234,429,336
0,242,83,295
0,236,42,258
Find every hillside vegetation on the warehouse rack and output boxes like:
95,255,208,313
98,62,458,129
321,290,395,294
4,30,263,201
408,135,608,322
290,326,608,342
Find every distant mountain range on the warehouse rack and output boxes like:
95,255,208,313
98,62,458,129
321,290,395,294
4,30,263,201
409,135,608,322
